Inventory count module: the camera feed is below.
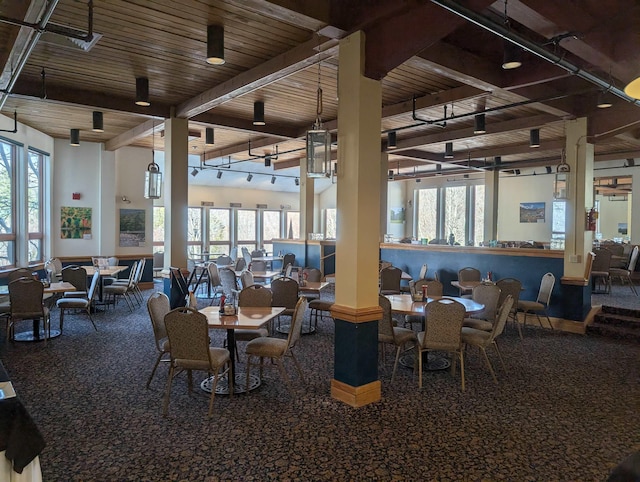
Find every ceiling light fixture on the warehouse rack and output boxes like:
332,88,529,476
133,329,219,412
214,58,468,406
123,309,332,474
206,24,225,65
624,76,640,99
217,170,223,179
271,175,276,184
205,127,215,146
387,131,397,149
388,169,394,180
494,156,502,165
253,101,265,126
530,128,540,148
70,128,80,146
135,77,150,106
554,149,570,199
444,142,454,159
306,33,331,178
515,169,521,175
144,118,162,199
501,0,522,70
596,90,613,108
246,173,253,182
473,113,486,134
294,177,299,186
92,111,104,132
545,166,552,174
191,168,199,177
264,154,271,167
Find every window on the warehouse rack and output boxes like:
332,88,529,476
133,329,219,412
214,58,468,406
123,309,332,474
473,184,485,246
285,211,300,239
0,140,16,267
551,200,566,250
187,207,202,256
416,188,437,241
237,209,257,251
152,206,165,253
262,210,281,254
27,149,44,263
324,208,337,239
444,185,467,245
209,208,230,255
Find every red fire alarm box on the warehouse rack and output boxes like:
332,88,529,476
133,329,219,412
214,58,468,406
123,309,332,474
72,192,81,200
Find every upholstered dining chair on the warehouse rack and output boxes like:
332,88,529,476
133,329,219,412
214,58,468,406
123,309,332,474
495,278,523,338
7,267,35,283
218,267,240,305
270,276,299,330
216,255,233,266
103,261,138,311
245,297,308,394
417,298,466,390
462,283,501,331
163,307,231,418
239,270,255,289
457,267,481,297
56,270,100,333
249,260,267,272
234,258,246,272
404,279,443,330
282,253,296,272
609,245,638,295
517,272,555,331
44,257,63,282
591,247,612,294
233,286,272,355
462,295,514,384
378,295,417,382
61,265,89,297
145,292,171,389
8,278,50,344
379,266,402,295
207,262,223,305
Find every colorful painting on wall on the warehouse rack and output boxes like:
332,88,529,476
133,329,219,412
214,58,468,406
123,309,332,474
60,206,92,239
520,202,546,223
119,209,146,247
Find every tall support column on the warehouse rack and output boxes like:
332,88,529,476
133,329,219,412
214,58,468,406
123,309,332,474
164,117,189,270
330,31,382,407
561,117,594,321
299,159,314,239
484,169,499,241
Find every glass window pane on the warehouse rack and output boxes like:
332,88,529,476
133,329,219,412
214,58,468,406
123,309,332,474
286,211,300,239
444,186,466,245
417,188,437,241
0,141,14,235
262,210,280,242
153,207,165,251
188,208,202,242
237,209,256,242
473,185,484,246
0,241,13,267
325,208,337,239
27,151,41,233
209,209,230,242
28,239,41,263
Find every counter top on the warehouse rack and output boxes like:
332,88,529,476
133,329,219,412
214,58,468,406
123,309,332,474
380,243,564,258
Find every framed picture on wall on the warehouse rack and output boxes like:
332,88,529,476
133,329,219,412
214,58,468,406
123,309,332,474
119,209,146,247
61,206,92,239
520,202,545,223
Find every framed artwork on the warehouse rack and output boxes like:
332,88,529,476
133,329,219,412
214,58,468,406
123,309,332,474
61,206,92,239
390,207,405,224
119,209,146,247
520,202,545,223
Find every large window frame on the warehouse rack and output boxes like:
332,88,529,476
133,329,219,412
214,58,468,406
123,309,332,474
0,139,16,267
27,148,45,263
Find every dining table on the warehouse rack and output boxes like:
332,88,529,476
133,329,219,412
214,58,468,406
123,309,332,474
386,294,484,370
198,306,285,395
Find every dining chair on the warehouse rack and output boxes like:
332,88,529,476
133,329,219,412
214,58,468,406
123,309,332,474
250,260,267,272
145,292,171,389
44,257,63,282
245,297,308,394
378,295,417,382
152,251,164,277
8,278,51,345
404,279,443,330
234,286,272,352
417,298,466,390
379,266,402,295
61,265,89,297
418,263,428,280
517,272,555,331
7,267,35,283
250,249,264,258
270,276,299,330
103,261,138,311
462,295,514,384
457,267,481,297
609,245,638,295
281,253,296,273
163,307,232,418
591,247,612,294
56,270,100,333
216,255,233,266
218,267,240,306
241,247,252,267
301,267,322,301
495,278,523,338
462,283,501,332
239,270,255,289
234,258,246,271
207,262,224,305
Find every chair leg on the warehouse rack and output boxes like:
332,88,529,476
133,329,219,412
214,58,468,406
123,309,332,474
275,358,293,394
208,366,220,418
492,341,507,374
59,308,65,334
246,356,253,393
479,347,498,384
289,351,305,384
146,352,166,389
458,350,465,391
417,349,424,389
391,345,402,383
86,307,98,331
163,365,175,416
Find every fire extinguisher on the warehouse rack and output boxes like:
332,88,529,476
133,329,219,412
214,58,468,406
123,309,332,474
586,207,597,231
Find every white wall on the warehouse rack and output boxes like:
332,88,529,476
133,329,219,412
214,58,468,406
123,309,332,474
596,193,630,240
188,184,299,210
387,181,408,239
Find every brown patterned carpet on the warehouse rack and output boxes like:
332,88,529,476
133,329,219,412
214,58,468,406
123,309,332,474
0,282,638,481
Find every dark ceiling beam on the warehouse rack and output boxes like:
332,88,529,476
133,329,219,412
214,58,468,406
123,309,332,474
191,112,300,139
588,103,640,139
201,135,289,162
383,85,489,119
225,0,331,32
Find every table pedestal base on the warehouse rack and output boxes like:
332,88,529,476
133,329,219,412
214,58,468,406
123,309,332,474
14,329,61,342
399,352,451,371
200,372,261,395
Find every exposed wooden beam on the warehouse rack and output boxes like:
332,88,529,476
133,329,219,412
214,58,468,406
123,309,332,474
383,85,489,119
176,37,339,119
224,0,331,32
105,119,158,151
202,136,286,162
191,112,300,139
589,103,640,139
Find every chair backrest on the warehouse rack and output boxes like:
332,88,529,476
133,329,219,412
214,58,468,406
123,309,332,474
238,286,272,307
496,278,522,312
164,308,210,364
234,258,246,271
270,277,299,309
606,243,624,257
87,270,101,301
153,251,164,270
229,246,238,261
536,272,555,306
418,263,428,280
218,268,239,298
242,247,252,266
592,247,612,271
61,266,88,291
7,268,34,283
379,266,402,292
107,256,119,267
423,299,465,350
169,267,189,297
627,245,639,271
207,262,221,287
239,270,254,289
583,252,595,280
472,283,501,322
414,279,443,297
216,255,233,266
490,295,514,341
303,268,322,282
132,258,145,284
44,258,63,281
9,278,44,318
126,261,139,287
251,250,263,258
378,295,394,339
282,253,295,269
250,260,267,271
284,263,293,277
285,297,308,350
458,267,481,283
147,292,171,349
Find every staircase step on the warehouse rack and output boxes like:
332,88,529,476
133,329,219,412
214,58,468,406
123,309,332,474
593,313,640,330
587,323,640,341
601,305,640,319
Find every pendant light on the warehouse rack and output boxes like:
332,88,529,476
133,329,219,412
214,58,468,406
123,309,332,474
501,1,522,70
70,128,80,146
387,131,397,149
473,113,486,134
530,128,540,148
306,34,331,178
253,101,265,126
205,127,214,146
554,149,570,199
206,25,225,65
92,111,104,132
444,142,454,159
135,77,150,107
144,119,162,199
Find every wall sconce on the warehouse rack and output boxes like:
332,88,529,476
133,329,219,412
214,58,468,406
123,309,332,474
120,196,131,204
72,192,81,200
205,127,215,146
253,101,265,126
530,128,540,148
473,113,486,134
206,24,225,65
135,77,150,106
92,111,104,132
70,128,80,146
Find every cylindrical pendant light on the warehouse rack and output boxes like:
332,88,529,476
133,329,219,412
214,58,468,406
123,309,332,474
205,127,215,146
473,113,486,134
502,41,522,70
92,111,104,132
206,25,225,65
445,142,454,158
253,101,265,125
70,128,80,146
387,131,397,149
530,128,540,148
135,77,150,106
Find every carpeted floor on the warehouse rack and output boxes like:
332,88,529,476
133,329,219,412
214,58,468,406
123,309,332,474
0,283,638,481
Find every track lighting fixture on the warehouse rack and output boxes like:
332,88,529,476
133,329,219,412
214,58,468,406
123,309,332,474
546,166,552,174
253,101,265,126
388,170,394,180
515,169,521,175
70,128,80,146
135,77,150,106
445,142,454,159
205,127,214,146
264,155,271,167
206,24,225,65
473,113,486,134
246,173,253,182
530,128,540,148
191,168,199,177
271,175,276,184
217,170,222,179
294,177,299,186
416,178,421,183
387,131,397,149
92,111,104,132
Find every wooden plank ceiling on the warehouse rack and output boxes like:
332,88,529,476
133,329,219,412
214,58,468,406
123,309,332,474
1,0,640,183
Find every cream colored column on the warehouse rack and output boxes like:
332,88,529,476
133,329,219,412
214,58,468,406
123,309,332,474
564,117,594,277
299,158,314,240
163,117,189,269
483,169,499,241
380,151,389,239
330,31,382,407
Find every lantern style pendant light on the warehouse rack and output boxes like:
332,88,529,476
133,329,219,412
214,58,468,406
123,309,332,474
554,149,570,199
144,119,162,199
306,34,331,178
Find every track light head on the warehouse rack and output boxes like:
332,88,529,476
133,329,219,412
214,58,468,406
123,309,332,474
271,175,276,184
246,173,253,182
264,155,271,167
92,111,104,132
191,168,199,177
70,128,80,146
387,131,397,149
217,170,222,179
294,177,299,186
